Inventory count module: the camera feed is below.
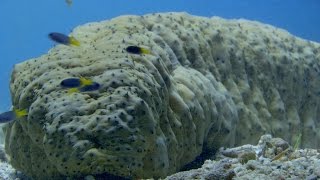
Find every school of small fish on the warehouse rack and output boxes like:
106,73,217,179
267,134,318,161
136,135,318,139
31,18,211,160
1,9,152,123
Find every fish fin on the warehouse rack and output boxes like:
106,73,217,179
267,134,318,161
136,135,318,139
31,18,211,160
69,36,80,46
140,48,151,54
293,133,302,151
68,88,79,94
79,77,93,86
14,109,28,118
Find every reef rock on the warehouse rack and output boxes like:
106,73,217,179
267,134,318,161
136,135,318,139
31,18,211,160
165,135,320,180
4,12,320,179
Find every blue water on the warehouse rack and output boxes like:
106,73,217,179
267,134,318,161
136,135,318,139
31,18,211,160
0,0,319,112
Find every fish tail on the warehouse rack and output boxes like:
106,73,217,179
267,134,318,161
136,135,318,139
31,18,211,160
69,36,80,46
14,109,28,118
68,88,79,94
80,77,93,86
141,48,151,54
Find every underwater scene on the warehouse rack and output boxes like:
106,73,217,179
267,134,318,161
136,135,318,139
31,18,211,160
0,0,320,179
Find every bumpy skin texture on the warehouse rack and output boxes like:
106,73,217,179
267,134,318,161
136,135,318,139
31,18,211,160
4,12,320,179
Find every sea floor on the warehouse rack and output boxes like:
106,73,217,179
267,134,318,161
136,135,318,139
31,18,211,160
165,135,320,180
0,135,319,180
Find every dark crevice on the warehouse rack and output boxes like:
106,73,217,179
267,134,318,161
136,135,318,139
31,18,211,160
179,148,217,171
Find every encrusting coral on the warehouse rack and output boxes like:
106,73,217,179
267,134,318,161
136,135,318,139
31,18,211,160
3,12,320,179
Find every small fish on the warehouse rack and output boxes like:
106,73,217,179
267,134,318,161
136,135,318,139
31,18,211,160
60,77,94,88
48,32,80,46
126,46,151,55
271,147,289,162
67,83,100,94
65,0,72,6
61,77,101,94
79,82,100,92
0,109,28,123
